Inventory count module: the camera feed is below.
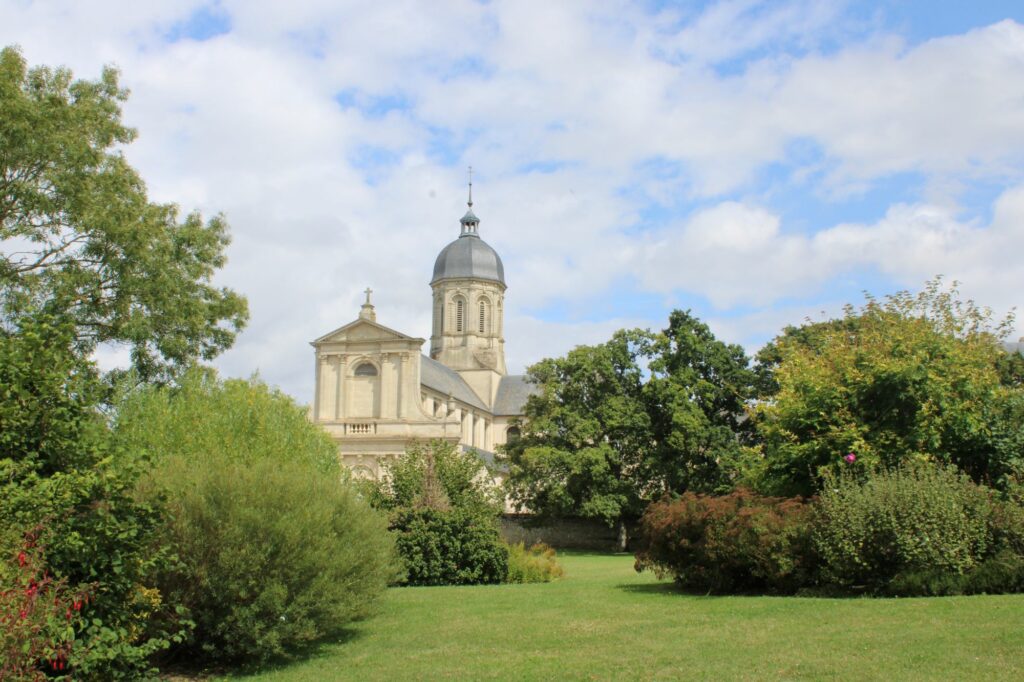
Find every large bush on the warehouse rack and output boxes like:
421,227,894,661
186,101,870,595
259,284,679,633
0,314,181,680
814,464,993,592
116,370,400,666
390,507,509,586
633,489,814,594
367,440,511,586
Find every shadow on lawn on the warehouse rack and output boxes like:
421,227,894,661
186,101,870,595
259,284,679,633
160,628,367,680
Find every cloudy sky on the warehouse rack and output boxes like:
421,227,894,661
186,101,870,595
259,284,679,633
3,0,1024,401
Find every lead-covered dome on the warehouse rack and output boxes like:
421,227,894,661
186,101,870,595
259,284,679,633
430,207,505,286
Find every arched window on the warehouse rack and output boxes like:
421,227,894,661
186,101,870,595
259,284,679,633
479,301,486,333
354,362,378,376
456,299,464,332
506,426,521,442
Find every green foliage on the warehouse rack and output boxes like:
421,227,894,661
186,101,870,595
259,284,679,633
813,464,993,591
504,330,652,531
505,313,756,546
0,312,182,680
390,507,509,586
633,490,815,594
754,279,1023,495
115,371,400,666
0,532,83,681
505,542,564,584
643,310,758,494
0,45,247,383
367,440,502,517
365,440,510,586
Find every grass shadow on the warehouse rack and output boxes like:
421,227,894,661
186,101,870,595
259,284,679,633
161,628,366,680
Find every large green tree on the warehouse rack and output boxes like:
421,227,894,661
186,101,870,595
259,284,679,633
643,310,757,494
0,48,249,677
0,46,247,382
504,313,755,548
504,329,652,549
754,279,1024,496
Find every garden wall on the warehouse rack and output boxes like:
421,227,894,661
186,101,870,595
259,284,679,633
500,515,629,551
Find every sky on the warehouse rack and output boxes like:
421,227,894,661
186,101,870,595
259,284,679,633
3,0,1024,402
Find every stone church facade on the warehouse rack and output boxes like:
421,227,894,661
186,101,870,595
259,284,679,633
310,194,534,480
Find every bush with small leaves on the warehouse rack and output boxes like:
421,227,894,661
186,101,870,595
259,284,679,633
634,489,815,594
116,370,401,667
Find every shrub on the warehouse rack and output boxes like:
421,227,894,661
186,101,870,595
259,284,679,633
0,314,181,680
366,440,511,586
506,542,564,584
0,532,84,680
390,507,509,586
633,489,814,594
813,464,993,591
116,370,401,667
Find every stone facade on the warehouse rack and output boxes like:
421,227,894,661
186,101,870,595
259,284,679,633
311,197,534,480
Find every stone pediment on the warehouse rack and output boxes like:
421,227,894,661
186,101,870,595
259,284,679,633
312,318,421,346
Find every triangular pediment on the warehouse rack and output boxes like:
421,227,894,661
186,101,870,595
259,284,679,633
312,318,421,346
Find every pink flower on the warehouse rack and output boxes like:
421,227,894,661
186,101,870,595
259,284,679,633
844,452,856,463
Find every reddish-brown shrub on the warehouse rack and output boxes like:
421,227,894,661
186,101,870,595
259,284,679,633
633,489,815,593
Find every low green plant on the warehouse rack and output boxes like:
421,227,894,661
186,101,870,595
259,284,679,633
390,507,509,586
505,542,564,583
814,463,993,591
116,370,401,667
366,440,512,586
633,489,814,594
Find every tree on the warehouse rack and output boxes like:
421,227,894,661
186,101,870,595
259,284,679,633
0,46,247,382
643,310,758,494
505,315,757,549
503,330,652,550
754,279,1024,496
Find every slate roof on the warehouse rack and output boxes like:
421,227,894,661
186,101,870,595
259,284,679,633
419,355,488,411
493,374,539,416
431,233,505,285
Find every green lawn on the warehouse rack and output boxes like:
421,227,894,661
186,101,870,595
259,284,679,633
224,553,1024,681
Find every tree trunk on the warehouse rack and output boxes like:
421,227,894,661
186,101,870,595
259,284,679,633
616,518,628,553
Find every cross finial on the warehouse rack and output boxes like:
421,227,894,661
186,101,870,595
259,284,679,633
363,287,373,305
467,165,473,208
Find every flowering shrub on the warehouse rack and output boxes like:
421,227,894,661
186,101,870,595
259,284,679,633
0,313,183,680
0,532,89,681
633,489,815,594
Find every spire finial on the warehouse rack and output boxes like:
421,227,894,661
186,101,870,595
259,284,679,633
467,165,473,208
364,287,373,305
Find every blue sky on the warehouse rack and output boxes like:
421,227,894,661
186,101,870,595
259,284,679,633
2,0,1023,400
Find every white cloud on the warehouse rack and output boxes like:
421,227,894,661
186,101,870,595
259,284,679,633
2,1,1023,402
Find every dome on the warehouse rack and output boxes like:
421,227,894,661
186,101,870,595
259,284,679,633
431,232,505,286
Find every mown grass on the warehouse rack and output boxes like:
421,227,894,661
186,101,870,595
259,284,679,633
222,552,1024,681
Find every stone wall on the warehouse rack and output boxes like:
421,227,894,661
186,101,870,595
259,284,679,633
499,514,628,551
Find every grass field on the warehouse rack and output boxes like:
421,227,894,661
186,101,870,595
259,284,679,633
223,552,1024,681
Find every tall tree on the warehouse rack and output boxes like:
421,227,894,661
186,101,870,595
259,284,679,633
0,46,247,382
754,279,1024,495
643,310,757,494
504,314,755,548
504,329,652,550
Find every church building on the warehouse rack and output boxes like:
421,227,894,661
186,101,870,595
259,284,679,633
310,189,534,480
